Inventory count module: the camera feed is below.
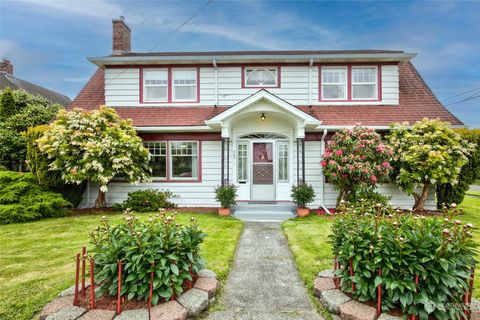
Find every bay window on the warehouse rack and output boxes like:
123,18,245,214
321,67,347,100
352,67,378,100
144,141,200,181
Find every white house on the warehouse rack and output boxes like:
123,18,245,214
71,17,463,211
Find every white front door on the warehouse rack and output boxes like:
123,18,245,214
250,141,275,201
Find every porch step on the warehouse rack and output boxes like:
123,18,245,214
233,202,296,221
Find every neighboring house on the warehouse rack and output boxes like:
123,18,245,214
72,17,462,210
0,59,71,106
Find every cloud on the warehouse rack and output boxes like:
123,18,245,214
16,0,123,20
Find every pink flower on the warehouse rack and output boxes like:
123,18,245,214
325,148,331,153
358,144,365,149
359,155,365,160
329,160,336,165
335,149,343,156
370,175,377,183
382,161,391,168
332,173,337,177
376,144,385,153
320,160,327,167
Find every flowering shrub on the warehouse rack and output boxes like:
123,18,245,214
91,210,205,304
329,203,476,320
37,106,151,207
321,125,394,203
113,189,177,212
388,119,474,211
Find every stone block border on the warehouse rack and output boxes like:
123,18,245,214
314,269,480,320
40,269,219,320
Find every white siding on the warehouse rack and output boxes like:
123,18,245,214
104,65,399,107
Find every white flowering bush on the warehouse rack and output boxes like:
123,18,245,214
37,106,151,207
388,118,474,211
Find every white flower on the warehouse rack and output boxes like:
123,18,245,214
100,185,108,193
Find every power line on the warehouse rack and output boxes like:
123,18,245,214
442,87,480,101
446,93,480,106
105,0,214,86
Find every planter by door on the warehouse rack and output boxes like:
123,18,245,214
296,208,310,217
218,208,230,216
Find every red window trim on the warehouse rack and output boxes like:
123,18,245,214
241,65,281,88
319,64,383,102
140,66,200,104
145,140,202,183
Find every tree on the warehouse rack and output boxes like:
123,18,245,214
0,88,61,170
321,125,394,204
388,118,474,211
38,106,151,208
436,128,480,207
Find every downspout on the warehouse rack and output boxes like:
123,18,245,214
308,58,313,106
320,129,331,214
213,59,218,107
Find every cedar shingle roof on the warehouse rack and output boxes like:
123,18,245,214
69,62,462,127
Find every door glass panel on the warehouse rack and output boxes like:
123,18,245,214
253,143,273,163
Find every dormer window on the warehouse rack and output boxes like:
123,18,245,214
144,69,168,102
351,67,378,100
141,67,199,103
243,67,279,88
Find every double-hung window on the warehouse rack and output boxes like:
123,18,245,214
144,141,200,181
143,69,168,102
170,141,199,179
142,68,198,103
321,67,347,100
172,69,197,101
351,67,378,100
244,67,279,87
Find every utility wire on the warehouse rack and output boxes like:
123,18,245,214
446,93,480,106
104,0,214,86
442,87,480,101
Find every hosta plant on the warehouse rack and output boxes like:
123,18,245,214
329,203,477,320
91,210,205,305
321,125,394,204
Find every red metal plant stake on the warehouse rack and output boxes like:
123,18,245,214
377,268,382,316
333,257,338,288
74,253,80,306
89,257,96,309
468,269,475,304
81,246,86,299
117,260,122,315
410,274,419,320
349,258,355,292
148,263,154,310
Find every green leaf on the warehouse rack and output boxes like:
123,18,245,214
171,264,179,276
374,275,383,287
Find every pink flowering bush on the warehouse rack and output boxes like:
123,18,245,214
321,125,394,203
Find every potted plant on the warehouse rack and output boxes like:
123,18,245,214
214,184,238,216
291,183,315,217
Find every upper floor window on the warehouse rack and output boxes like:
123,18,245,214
172,69,197,101
244,67,279,87
144,69,168,102
351,67,378,100
321,67,347,100
320,65,380,101
141,67,198,103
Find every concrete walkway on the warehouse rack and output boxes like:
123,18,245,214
207,222,322,320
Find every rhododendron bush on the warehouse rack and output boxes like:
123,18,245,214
38,106,151,207
388,118,474,211
321,125,394,203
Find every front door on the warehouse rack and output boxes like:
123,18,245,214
251,141,275,201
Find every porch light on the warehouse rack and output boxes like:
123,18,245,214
260,113,266,121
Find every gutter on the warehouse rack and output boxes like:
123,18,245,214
88,52,417,67
320,129,331,215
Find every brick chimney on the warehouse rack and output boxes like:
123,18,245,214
112,16,131,55
0,58,13,75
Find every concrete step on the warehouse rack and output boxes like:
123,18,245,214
233,211,295,221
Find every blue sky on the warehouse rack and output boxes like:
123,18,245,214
1,0,479,127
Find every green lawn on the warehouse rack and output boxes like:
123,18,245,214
283,196,480,309
0,212,244,320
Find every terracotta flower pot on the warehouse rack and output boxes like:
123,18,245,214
297,208,310,217
218,208,230,216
